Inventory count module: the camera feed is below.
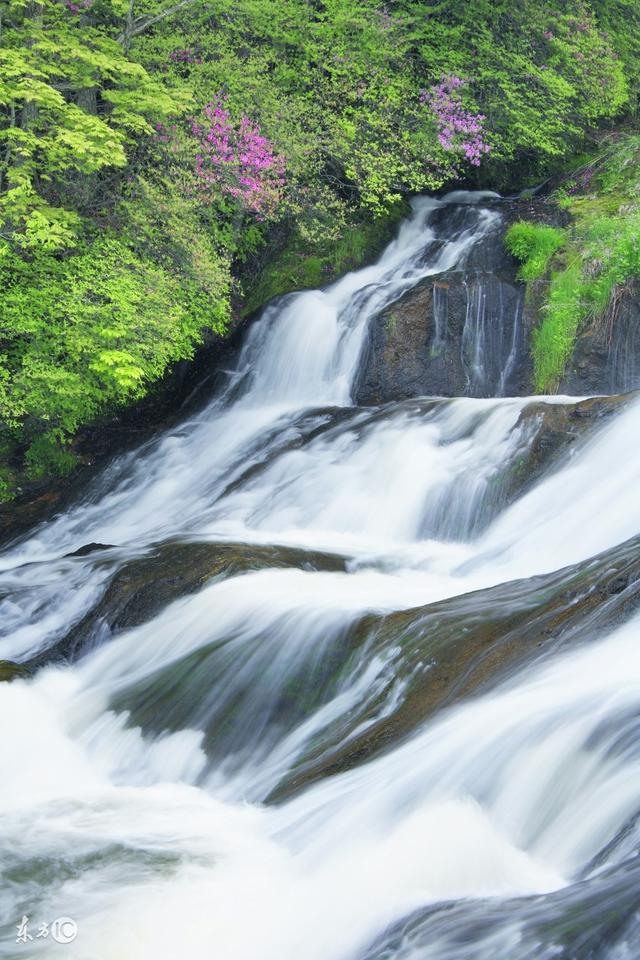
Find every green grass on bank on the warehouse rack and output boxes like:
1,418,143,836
506,133,640,392
505,222,566,282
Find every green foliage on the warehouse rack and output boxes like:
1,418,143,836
398,0,629,184
532,262,583,391
133,0,633,218
0,0,184,250
1,0,640,494
525,134,640,391
243,201,409,315
24,433,78,482
0,234,230,479
591,1,640,112
0,467,16,504
505,221,567,281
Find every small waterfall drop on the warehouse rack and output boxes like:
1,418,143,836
356,201,529,403
460,273,524,396
1,193,639,960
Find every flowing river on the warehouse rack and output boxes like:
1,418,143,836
1,193,639,959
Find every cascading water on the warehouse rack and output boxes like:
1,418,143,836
1,193,639,960
460,274,524,396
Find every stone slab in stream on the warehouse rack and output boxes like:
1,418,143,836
270,531,640,801
26,540,346,670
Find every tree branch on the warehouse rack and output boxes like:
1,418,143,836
117,0,202,45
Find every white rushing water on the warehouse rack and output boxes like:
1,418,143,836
1,193,640,959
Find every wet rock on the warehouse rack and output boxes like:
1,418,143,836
504,393,631,498
64,542,116,558
0,660,31,682
27,540,346,669
354,195,565,404
354,193,640,403
357,260,640,406
271,532,640,800
560,279,640,395
355,266,529,403
361,853,640,960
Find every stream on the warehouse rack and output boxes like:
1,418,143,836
1,193,639,959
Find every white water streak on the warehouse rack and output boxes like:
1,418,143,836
1,193,639,959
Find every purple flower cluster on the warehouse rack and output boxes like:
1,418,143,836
191,96,286,217
64,0,91,12
169,48,202,64
421,76,490,167
154,122,175,144
568,166,594,195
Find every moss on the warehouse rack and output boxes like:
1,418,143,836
532,262,583,391
505,221,567,282
242,200,410,316
513,132,640,392
385,311,399,335
24,433,79,482
0,660,31,682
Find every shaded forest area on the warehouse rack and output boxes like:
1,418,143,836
1,0,639,497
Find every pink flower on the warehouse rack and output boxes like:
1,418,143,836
190,94,286,217
423,76,490,168
64,0,91,13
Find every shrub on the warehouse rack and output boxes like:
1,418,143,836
505,222,567,281
0,234,230,481
525,135,640,392
532,262,583,392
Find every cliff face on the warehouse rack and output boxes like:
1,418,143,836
559,280,640,395
355,194,640,403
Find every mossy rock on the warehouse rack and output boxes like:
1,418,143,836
28,539,346,669
271,530,640,800
0,660,31,682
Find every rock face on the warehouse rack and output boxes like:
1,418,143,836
27,540,346,669
505,393,629,498
560,279,640,395
355,194,640,403
355,267,528,402
271,530,640,800
355,196,541,404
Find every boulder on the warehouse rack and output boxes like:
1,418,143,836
271,531,640,800
355,268,529,403
27,539,346,669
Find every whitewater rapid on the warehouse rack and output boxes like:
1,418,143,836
1,193,639,959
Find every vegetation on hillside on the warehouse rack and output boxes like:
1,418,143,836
505,223,567,282
507,133,640,392
1,0,639,497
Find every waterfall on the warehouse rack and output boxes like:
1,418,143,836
355,201,529,403
1,194,639,960
460,273,524,396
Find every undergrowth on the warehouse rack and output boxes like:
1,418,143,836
505,222,567,281
507,133,640,392
242,201,409,316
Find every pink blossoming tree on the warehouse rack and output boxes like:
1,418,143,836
190,96,286,219
421,76,490,167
